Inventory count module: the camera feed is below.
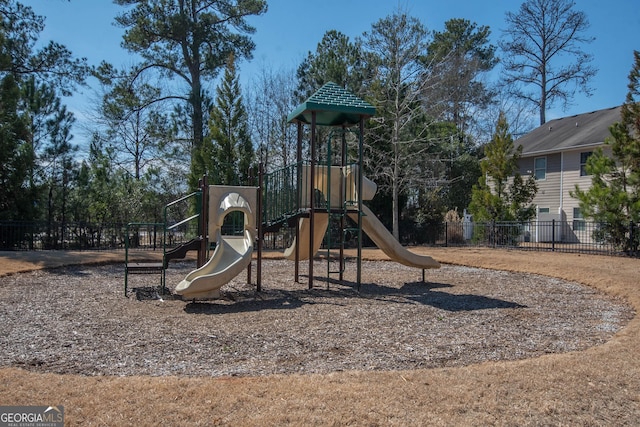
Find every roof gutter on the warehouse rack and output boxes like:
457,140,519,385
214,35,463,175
521,141,605,157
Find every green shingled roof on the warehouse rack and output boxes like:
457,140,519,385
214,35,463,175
287,82,376,126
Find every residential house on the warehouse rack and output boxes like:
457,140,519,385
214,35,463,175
514,106,621,243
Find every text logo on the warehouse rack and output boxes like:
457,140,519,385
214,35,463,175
0,406,64,427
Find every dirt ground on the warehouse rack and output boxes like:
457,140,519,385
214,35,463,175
0,247,639,426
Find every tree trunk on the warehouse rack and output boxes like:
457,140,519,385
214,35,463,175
392,142,400,241
189,63,204,186
539,69,547,125
392,177,400,241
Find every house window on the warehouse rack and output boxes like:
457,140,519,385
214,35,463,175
580,151,593,176
534,157,547,180
573,208,586,231
538,207,550,214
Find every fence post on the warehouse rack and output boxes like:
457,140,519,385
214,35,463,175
29,222,34,250
492,221,496,248
445,222,448,247
630,221,635,256
551,219,556,252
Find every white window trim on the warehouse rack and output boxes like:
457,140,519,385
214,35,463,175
534,156,547,180
580,151,593,177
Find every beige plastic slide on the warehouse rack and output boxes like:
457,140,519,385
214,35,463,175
283,212,329,260
348,205,440,269
286,164,439,269
175,186,258,299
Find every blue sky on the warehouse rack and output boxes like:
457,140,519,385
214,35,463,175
23,0,640,140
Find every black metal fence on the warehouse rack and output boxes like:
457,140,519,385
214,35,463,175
1,219,638,258
0,221,128,250
0,221,198,251
436,220,639,257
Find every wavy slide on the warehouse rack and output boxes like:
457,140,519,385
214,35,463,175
175,187,257,299
174,230,253,299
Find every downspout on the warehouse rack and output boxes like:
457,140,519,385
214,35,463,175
559,152,564,215
559,152,564,242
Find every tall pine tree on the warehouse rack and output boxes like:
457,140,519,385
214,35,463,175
0,1,88,221
203,53,254,185
469,111,537,222
114,0,266,189
0,74,31,220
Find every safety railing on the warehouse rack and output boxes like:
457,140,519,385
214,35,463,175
262,162,300,227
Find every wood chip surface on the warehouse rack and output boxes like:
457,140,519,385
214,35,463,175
0,260,632,377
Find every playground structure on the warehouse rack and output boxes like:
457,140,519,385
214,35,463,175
124,82,439,298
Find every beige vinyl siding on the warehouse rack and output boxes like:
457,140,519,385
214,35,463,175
562,146,611,218
562,150,591,222
511,105,619,243
517,146,609,243
562,146,611,243
520,153,562,211
561,150,591,242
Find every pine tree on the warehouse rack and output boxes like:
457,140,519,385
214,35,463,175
0,1,88,221
572,50,640,252
114,0,266,189
424,18,497,135
0,75,31,220
469,111,537,222
203,53,254,185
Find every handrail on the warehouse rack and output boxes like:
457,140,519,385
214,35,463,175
163,190,202,233
162,188,203,277
165,191,200,208
123,182,205,297
262,162,300,225
166,214,200,231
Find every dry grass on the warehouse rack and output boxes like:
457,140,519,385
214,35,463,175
0,247,639,426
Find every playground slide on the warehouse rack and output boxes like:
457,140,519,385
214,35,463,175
283,212,329,260
175,186,258,300
348,205,440,269
174,230,253,299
